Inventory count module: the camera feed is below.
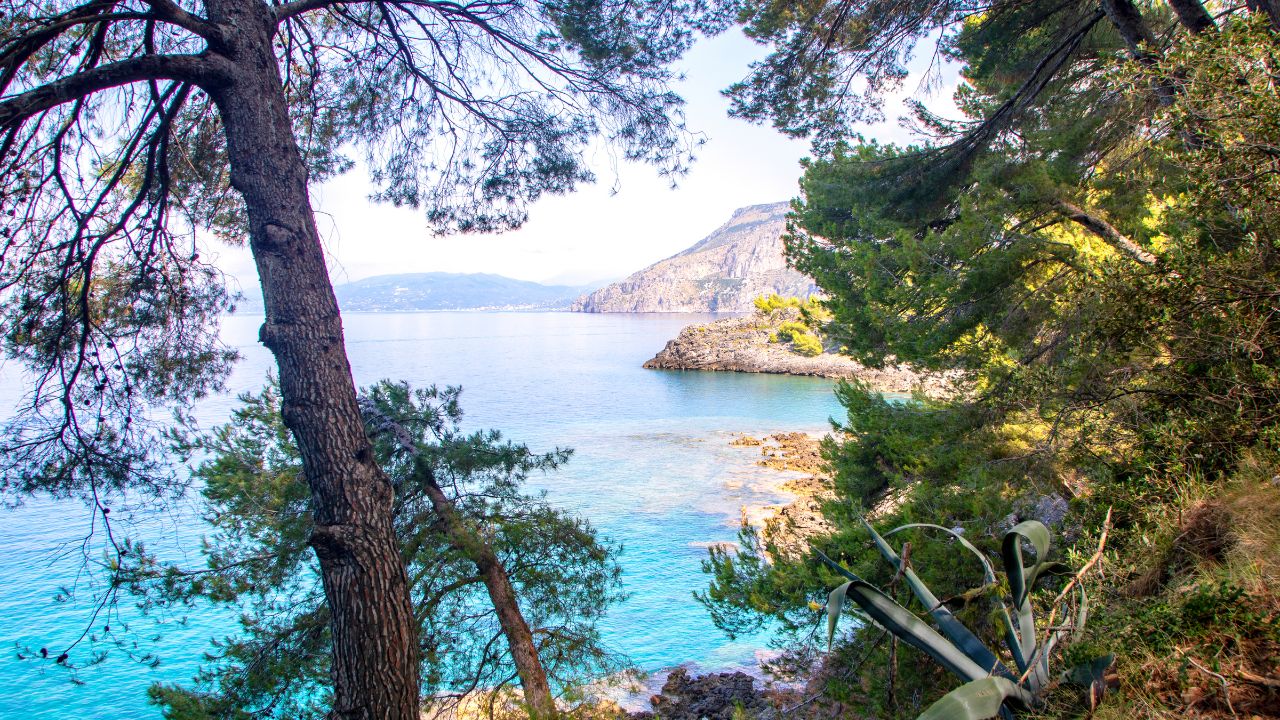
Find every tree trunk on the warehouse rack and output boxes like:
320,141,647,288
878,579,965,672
1100,0,1159,57
1165,0,1216,34
1100,0,1179,106
420,478,559,719
1247,0,1280,31
203,0,420,717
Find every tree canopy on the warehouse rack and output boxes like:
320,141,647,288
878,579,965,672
1,0,730,715
0,0,730,503
134,380,624,718
704,1,1280,717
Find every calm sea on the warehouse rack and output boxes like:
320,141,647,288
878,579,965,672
0,311,848,718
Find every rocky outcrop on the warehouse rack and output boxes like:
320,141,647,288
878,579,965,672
643,314,957,397
630,668,771,720
738,432,836,559
572,203,818,313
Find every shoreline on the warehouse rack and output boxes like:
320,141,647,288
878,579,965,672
727,431,834,557
643,314,958,398
602,430,833,716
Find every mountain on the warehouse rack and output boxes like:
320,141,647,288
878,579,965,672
571,202,819,313
331,272,586,311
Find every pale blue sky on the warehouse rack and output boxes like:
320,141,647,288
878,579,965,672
212,28,958,294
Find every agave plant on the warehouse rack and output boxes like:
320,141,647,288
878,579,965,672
821,517,1112,719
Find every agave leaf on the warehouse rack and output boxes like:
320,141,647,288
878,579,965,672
998,603,1029,674
1064,654,1115,711
1075,583,1089,632
827,581,853,649
863,518,1011,678
916,677,1036,720
814,547,859,583
1002,521,1051,665
829,578,990,682
1003,521,1051,608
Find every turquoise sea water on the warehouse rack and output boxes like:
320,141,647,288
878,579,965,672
0,312,848,718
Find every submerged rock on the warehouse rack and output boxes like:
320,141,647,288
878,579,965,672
630,667,770,720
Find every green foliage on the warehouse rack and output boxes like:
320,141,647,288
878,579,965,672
781,15,1280,484
798,299,833,329
756,294,830,356
1178,582,1278,642
774,321,810,343
708,9,1280,719
791,332,823,357
821,518,1105,718
753,293,825,318
4,0,652,470
727,0,989,150
132,379,624,718
754,293,804,314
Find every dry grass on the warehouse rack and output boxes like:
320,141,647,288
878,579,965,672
1086,452,1280,720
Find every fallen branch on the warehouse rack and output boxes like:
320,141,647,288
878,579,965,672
1178,648,1238,718
1019,507,1113,684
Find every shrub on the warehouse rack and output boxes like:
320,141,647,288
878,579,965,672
822,517,1114,719
792,332,823,357
776,321,810,342
754,293,802,314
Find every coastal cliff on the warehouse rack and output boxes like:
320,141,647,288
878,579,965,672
572,203,818,313
643,314,955,397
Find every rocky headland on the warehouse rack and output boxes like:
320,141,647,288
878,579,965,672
572,203,818,313
643,313,956,398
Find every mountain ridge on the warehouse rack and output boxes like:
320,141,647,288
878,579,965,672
572,202,819,313
334,271,588,311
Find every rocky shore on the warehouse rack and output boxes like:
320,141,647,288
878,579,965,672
626,667,780,720
642,315,956,397
730,431,834,557
616,431,837,720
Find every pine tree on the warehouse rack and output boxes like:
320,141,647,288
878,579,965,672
0,2,727,715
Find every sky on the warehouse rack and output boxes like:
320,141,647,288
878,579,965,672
212,27,960,295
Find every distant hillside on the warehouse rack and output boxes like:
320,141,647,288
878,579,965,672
571,202,819,313
333,272,585,311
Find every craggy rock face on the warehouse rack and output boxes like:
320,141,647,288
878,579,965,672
572,203,820,313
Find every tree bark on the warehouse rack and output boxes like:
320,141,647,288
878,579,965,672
420,477,559,719
1100,0,1180,106
203,0,420,717
1247,0,1280,31
1165,0,1216,34
1100,0,1159,59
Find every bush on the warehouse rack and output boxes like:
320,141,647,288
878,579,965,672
792,332,823,356
776,320,810,342
754,293,802,314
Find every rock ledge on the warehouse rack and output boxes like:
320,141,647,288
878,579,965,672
643,315,954,397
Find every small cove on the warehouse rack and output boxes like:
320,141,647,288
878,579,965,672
0,311,850,718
